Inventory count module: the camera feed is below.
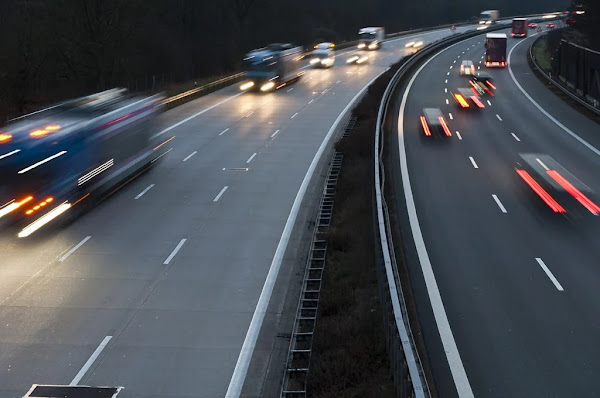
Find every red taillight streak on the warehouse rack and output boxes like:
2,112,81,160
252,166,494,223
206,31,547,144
546,170,600,214
420,116,431,136
471,96,485,108
516,169,566,213
438,117,452,136
100,113,132,128
487,81,497,89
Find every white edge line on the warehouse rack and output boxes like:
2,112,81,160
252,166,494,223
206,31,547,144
225,71,384,398
508,37,600,158
59,236,91,262
492,194,508,213
219,128,230,136
469,157,479,168
134,184,155,200
153,94,242,138
246,153,257,164
213,186,229,202
70,335,112,385
535,258,564,291
511,133,521,142
398,39,474,397
163,238,187,265
183,151,197,162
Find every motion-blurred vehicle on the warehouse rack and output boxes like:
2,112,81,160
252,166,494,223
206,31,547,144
450,88,486,109
479,10,499,25
515,153,600,216
0,89,169,237
357,27,384,50
528,22,538,28
565,4,584,26
310,42,336,68
405,40,424,49
240,43,304,92
511,18,528,37
346,54,369,64
546,23,555,29
470,71,496,96
420,108,452,137
460,60,475,76
485,33,507,67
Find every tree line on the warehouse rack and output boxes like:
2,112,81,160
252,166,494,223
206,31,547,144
0,0,568,120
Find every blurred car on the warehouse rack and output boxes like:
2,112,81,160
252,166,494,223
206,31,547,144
546,23,555,28
310,42,336,68
469,71,496,96
515,153,600,216
528,22,538,28
346,54,369,64
450,88,486,109
460,60,475,76
420,108,452,137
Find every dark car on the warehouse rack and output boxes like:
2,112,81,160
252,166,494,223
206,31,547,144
420,108,452,137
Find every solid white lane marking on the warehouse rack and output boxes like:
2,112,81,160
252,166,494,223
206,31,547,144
446,99,449,105
511,133,521,142
134,184,155,200
59,236,91,262
219,128,230,136
508,38,600,158
154,93,242,138
271,129,280,138
163,238,187,265
397,39,474,397
291,112,298,119
308,99,314,104
487,100,492,106
70,336,112,385
469,157,479,168
246,153,257,164
183,151,197,162
535,258,564,291
226,72,384,398
449,112,453,119
496,114,503,121
213,186,228,202
536,158,550,170
456,131,463,140
492,194,507,213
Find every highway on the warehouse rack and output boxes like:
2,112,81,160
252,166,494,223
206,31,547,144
393,25,600,397
0,26,477,397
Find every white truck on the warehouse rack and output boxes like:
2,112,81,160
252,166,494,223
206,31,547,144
479,10,500,25
357,27,385,50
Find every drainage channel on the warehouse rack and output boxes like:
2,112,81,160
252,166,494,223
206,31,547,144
280,150,344,398
342,115,357,138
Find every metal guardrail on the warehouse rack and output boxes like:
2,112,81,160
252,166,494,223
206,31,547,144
529,35,600,116
161,72,245,109
373,23,510,397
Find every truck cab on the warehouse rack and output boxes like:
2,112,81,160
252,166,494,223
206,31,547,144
357,27,385,50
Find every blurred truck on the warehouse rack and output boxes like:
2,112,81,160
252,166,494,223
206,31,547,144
479,10,500,25
485,33,507,67
0,89,170,237
357,27,385,50
240,43,304,92
511,18,528,37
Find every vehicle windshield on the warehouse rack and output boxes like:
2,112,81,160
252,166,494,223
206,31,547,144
359,32,377,40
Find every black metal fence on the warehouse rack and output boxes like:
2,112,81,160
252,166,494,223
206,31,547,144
552,39,600,109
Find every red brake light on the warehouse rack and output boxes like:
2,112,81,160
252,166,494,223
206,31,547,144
516,169,566,213
546,170,600,215
438,117,452,136
420,116,431,136
486,81,496,90
471,96,485,108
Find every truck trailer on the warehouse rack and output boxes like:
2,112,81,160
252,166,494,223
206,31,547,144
485,33,507,67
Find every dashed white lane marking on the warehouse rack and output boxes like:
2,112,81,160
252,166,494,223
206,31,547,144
446,99,449,105
183,151,197,162
456,131,463,140
246,153,257,164
535,258,564,291
59,236,91,262
213,186,229,202
496,114,503,121
511,133,521,142
449,113,453,120
445,79,448,83
291,112,298,119
492,194,507,213
219,128,230,136
447,72,450,75
450,65,453,69
70,335,112,385
487,100,492,106
134,184,155,200
477,66,481,69
453,60,457,63
287,88,294,92
245,111,254,118
271,129,280,138
308,99,314,104
163,238,187,265
445,88,448,93
469,157,479,169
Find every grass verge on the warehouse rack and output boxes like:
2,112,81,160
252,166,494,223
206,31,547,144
306,68,399,397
